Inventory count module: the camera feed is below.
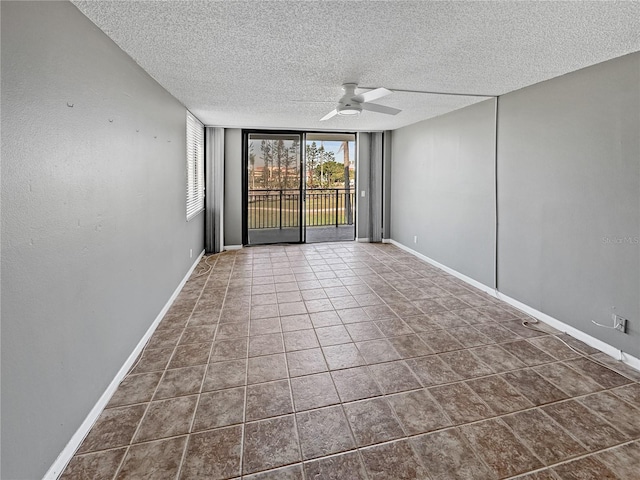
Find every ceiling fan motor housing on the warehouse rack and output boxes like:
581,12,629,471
338,83,362,115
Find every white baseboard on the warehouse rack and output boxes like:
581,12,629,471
224,245,243,251
44,250,206,480
495,291,640,372
387,239,496,296
388,239,640,372
381,238,392,244
356,237,370,243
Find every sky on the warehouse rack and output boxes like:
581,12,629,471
309,140,356,162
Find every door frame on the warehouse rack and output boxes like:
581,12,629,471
242,129,357,246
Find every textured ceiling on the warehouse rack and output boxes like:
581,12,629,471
72,1,640,131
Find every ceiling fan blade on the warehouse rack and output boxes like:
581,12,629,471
320,109,339,121
360,102,401,116
352,87,392,104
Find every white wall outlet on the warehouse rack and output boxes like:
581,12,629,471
413,236,418,243
361,191,366,197
613,314,628,333
190,248,193,258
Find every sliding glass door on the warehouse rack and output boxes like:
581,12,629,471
244,132,303,245
243,131,357,246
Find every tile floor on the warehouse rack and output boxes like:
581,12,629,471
61,242,640,479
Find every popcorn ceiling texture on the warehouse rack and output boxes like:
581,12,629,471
73,0,640,130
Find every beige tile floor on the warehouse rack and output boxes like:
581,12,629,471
61,242,640,479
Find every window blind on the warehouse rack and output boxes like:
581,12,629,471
186,111,205,220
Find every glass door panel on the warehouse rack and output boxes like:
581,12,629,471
305,133,356,243
245,133,303,245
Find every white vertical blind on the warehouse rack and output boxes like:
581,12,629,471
186,111,205,220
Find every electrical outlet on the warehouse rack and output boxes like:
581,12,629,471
413,236,417,244
613,314,628,333
190,248,193,259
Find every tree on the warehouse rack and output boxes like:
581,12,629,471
306,142,320,188
283,139,299,189
318,145,335,187
260,140,272,188
249,143,256,189
274,139,286,188
305,142,336,187
315,160,344,185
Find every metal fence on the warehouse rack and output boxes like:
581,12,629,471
248,188,355,229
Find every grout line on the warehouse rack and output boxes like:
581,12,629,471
318,249,404,480
77,243,639,479
280,327,305,479
113,256,219,478
109,445,130,480
501,437,640,480
491,416,550,472
236,252,250,479
534,407,593,457
176,252,222,480
167,406,638,469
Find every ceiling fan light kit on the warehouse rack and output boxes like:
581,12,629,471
337,104,362,116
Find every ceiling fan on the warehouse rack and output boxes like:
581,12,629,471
320,83,401,121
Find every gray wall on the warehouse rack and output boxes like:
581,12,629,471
389,53,639,358
390,99,497,287
1,2,204,478
224,128,243,246
498,52,639,357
